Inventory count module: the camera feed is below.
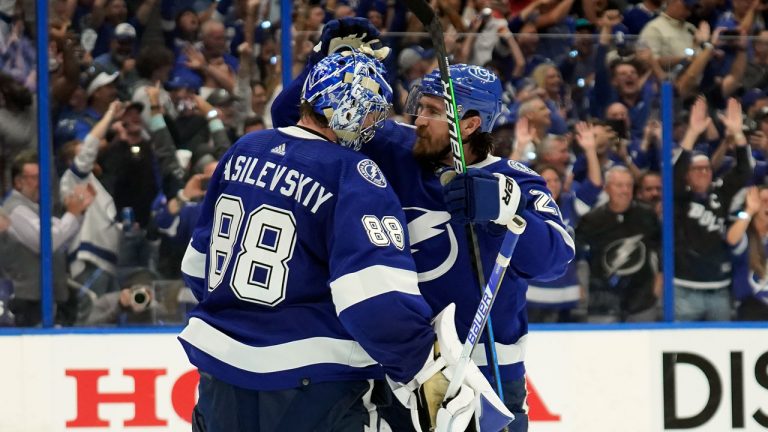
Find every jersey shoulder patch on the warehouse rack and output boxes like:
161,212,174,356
357,159,387,188
507,159,538,176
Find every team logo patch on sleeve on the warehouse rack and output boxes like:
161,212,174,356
357,159,387,188
507,159,538,176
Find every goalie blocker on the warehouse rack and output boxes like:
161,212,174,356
389,304,514,432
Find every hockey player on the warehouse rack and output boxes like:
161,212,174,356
180,51,512,431
271,20,575,432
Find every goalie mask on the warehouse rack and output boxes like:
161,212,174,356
302,51,393,151
404,64,503,133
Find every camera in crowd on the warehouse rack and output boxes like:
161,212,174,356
120,269,157,314
130,284,152,311
605,118,628,140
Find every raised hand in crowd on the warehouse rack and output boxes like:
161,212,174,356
517,115,534,146
519,0,555,23
718,97,748,146
238,41,254,59
597,8,622,47
635,44,665,83
167,173,210,215
681,96,712,151
182,174,208,202
108,99,126,118
726,186,762,246
194,94,216,117
598,9,622,31
88,100,125,143
640,119,662,153
634,45,654,66
64,183,96,217
614,135,629,160
48,19,70,42
575,121,603,188
745,186,762,218
110,119,129,142
184,45,207,72
575,121,597,153
145,82,162,109
694,21,712,47
510,116,533,162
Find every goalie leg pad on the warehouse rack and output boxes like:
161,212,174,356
388,304,514,432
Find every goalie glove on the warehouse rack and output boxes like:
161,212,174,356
311,17,391,63
442,168,526,227
388,304,514,432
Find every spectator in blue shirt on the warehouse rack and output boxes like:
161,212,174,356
54,68,119,147
173,20,239,95
94,22,139,100
86,0,156,58
591,11,655,140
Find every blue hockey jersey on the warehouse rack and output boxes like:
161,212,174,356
527,180,601,309
179,126,435,391
358,121,575,381
272,67,574,381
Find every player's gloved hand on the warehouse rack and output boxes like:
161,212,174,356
388,304,514,432
311,18,391,63
442,168,526,226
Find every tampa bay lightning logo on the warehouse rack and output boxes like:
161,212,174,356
466,66,495,83
405,207,458,282
603,234,646,276
507,159,537,176
357,159,387,188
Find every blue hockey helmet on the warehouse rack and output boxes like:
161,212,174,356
301,51,393,151
406,64,503,133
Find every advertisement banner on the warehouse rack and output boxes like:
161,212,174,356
1,327,766,431
525,328,768,431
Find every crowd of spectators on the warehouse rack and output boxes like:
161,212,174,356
1,0,768,326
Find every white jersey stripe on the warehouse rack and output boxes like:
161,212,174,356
279,126,333,141
181,241,206,279
527,284,581,303
471,335,528,367
179,317,378,373
546,220,576,254
331,265,421,315
673,278,731,290
733,234,748,256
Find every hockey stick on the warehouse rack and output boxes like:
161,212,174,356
406,0,506,398
443,215,527,402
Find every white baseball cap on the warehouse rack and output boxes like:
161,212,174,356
114,22,137,41
86,71,119,97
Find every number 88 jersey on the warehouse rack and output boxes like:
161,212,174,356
178,126,434,391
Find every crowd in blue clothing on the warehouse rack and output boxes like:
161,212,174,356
0,0,768,326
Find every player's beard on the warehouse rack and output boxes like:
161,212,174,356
413,124,451,166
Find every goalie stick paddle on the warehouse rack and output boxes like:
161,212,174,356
407,0,506,399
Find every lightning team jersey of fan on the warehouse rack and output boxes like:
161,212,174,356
360,120,575,381
179,126,434,391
